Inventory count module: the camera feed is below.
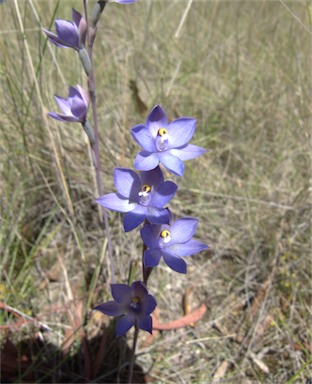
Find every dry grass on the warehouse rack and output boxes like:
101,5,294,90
0,0,311,383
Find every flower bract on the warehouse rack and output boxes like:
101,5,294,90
94,281,156,337
131,105,206,176
48,85,89,123
43,8,87,50
96,166,177,232
141,217,208,274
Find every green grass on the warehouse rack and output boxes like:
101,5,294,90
0,0,311,383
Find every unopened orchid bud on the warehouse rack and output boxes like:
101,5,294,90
79,48,92,76
83,120,95,146
92,1,107,28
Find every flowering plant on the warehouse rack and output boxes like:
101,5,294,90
44,1,208,381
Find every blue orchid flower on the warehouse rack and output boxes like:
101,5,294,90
94,281,156,337
43,8,87,51
48,85,89,123
131,105,206,176
141,217,208,274
96,166,177,232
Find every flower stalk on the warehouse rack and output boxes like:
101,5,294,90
83,0,115,282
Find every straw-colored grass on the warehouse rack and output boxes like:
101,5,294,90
0,0,311,383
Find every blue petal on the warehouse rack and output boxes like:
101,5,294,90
144,248,161,268
48,112,74,122
169,144,206,161
169,239,208,257
72,8,83,29
43,28,72,48
116,314,136,337
134,151,159,171
170,218,198,243
151,181,178,208
96,193,136,212
167,118,196,149
76,85,89,106
142,294,157,315
131,281,148,300
68,85,83,100
123,205,146,232
111,284,132,303
146,105,168,138
94,301,125,316
54,95,71,115
131,125,157,152
70,95,87,120
140,166,164,188
114,168,140,198
158,152,184,176
162,251,187,274
140,224,161,249
146,207,169,225
49,111,82,122
55,19,79,49
138,315,153,334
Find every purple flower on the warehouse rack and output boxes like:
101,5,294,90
48,85,89,123
94,281,156,337
131,105,206,176
141,218,208,274
96,166,177,232
43,8,87,50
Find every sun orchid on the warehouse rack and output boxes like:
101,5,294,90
141,217,208,274
96,166,177,232
131,105,206,176
43,8,87,50
48,85,89,123
94,281,156,337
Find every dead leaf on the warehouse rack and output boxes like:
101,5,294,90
249,352,270,374
213,360,231,380
152,303,206,330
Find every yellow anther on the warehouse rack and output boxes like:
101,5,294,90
142,184,151,193
160,229,171,239
132,296,140,304
158,128,168,137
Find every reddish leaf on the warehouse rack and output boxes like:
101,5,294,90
152,303,207,330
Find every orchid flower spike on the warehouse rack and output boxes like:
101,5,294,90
131,105,206,176
94,281,156,337
43,8,87,50
48,85,89,123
